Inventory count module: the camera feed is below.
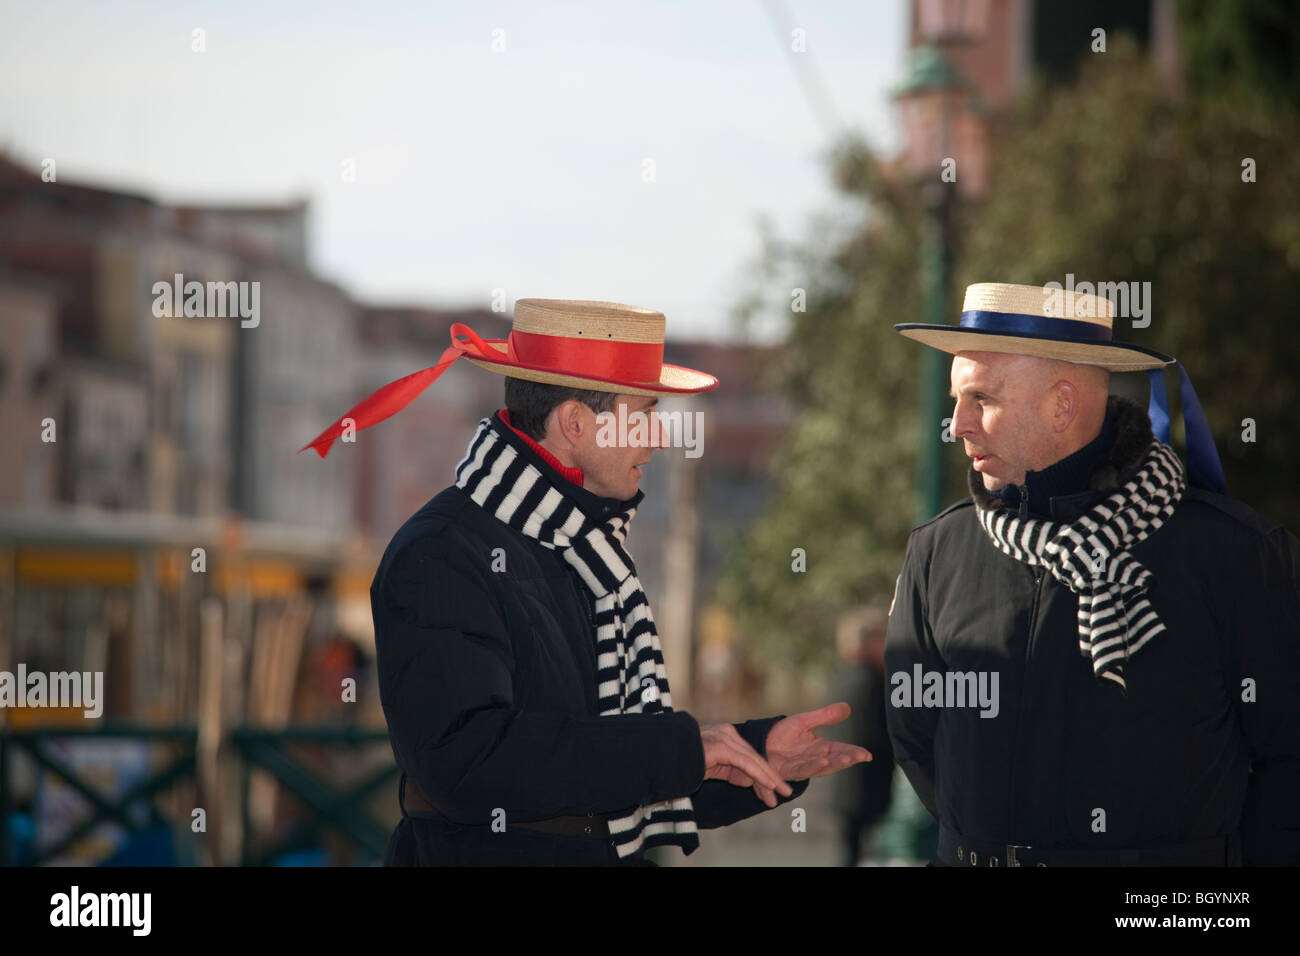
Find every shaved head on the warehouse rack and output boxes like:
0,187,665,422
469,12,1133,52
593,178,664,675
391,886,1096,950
948,351,1111,491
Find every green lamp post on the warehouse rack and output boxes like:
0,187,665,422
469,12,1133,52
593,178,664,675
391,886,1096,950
894,43,966,525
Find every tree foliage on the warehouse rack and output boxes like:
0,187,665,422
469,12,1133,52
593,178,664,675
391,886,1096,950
721,38,1300,676
1178,0,1300,114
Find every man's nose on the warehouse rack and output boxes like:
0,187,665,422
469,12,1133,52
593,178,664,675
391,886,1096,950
648,409,668,450
951,401,977,440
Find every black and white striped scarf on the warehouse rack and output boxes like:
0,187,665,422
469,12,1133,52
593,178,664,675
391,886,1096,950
974,440,1186,691
454,413,698,858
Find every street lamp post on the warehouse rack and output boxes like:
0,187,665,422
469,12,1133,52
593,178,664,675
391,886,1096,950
918,177,953,525
894,34,983,525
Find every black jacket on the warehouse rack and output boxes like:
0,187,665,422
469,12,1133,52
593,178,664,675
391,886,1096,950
885,397,1300,865
373,415,807,865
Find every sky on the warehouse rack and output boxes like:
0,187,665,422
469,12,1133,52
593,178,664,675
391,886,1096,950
0,0,906,341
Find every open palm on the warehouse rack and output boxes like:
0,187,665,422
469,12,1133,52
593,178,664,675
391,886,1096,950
765,702,872,784
719,702,873,807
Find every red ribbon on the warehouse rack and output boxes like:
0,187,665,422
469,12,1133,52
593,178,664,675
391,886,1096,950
299,323,664,458
507,330,662,383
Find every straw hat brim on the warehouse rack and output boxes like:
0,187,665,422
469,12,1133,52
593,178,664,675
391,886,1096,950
462,340,718,396
893,324,1174,371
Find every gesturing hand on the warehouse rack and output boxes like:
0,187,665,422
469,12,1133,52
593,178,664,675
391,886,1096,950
700,723,793,808
745,702,872,806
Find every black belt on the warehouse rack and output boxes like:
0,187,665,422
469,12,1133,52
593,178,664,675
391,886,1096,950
938,824,1233,867
399,774,611,839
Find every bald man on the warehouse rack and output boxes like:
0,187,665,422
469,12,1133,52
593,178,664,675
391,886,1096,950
884,348,1300,866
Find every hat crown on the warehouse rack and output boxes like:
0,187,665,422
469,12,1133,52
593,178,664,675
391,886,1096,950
513,298,666,344
962,281,1115,330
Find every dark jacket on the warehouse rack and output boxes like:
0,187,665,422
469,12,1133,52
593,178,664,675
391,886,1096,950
885,396,1300,865
373,416,807,865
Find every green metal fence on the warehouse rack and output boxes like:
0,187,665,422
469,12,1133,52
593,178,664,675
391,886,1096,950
0,724,395,866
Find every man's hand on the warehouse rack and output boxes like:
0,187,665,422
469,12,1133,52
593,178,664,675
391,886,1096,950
738,702,872,806
700,723,793,808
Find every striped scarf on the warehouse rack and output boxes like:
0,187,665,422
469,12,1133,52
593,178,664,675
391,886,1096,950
453,414,698,858
974,440,1186,691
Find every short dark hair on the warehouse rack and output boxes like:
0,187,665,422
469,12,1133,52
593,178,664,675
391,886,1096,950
504,377,618,440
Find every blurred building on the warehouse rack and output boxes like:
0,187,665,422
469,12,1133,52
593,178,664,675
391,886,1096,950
0,151,799,700
909,0,1180,96
898,0,1182,200
0,269,60,509
230,258,357,531
58,356,149,510
0,157,237,518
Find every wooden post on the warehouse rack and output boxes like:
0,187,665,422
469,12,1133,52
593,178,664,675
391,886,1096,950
196,596,224,866
660,445,700,710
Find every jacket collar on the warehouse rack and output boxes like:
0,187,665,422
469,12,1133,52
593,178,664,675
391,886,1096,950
968,395,1155,523
497,408,585,487
489,410,643,520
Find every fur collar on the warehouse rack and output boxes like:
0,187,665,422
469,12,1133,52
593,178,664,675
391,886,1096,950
968,395,1154,512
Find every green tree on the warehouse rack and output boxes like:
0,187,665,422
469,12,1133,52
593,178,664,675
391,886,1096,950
1178,0,1300,114
722,39,1300,676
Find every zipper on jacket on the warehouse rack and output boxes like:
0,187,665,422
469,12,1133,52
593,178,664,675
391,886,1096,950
1007,564,1046,833
567,568,596,632
1018,485,1029,520
565,568,601,711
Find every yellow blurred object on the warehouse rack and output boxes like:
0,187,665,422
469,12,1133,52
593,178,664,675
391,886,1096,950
215,560,302,598
17,550,136,585
3,705,95,729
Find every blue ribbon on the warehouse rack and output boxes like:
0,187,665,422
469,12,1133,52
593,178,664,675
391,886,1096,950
1147,363,1226,494
960,310,1113,341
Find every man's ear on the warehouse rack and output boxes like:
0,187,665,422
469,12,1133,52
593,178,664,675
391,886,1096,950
1052,380,1078,433
550,399,588,447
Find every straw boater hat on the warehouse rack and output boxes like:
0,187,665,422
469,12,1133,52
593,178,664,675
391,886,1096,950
894,282,1174,371
301,298,718,458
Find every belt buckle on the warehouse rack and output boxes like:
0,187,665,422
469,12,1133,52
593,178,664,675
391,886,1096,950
1006,844,1031,867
